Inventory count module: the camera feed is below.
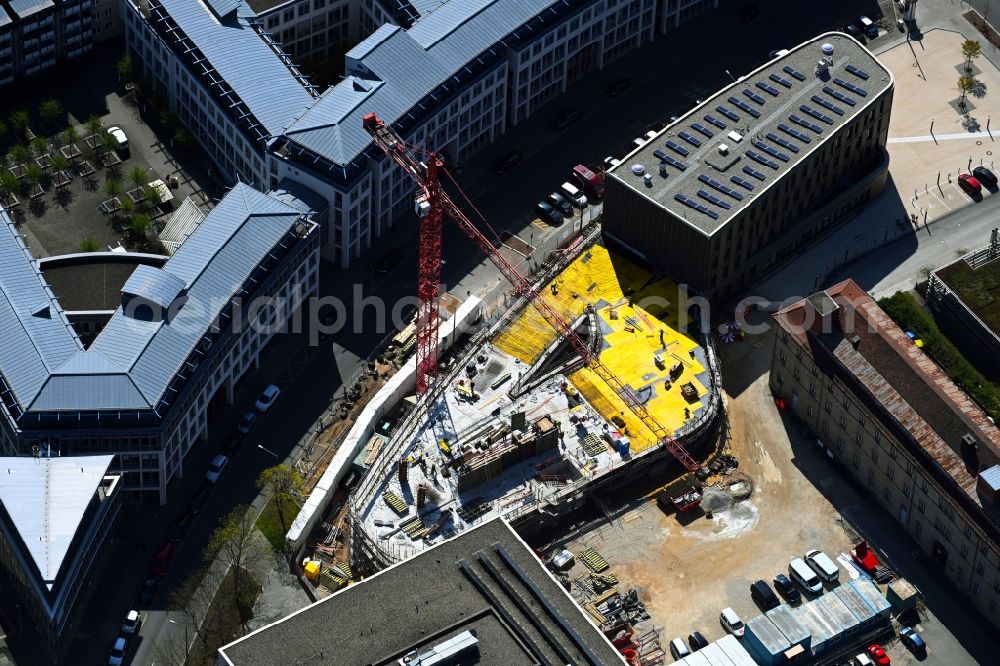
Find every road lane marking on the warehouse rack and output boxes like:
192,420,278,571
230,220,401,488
888,130,994,144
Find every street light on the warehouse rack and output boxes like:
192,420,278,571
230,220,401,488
257,444,280,460
724,69,736,83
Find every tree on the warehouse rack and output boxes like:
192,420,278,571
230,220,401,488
31,135,49,157
9,110,29,135
38,99,63,126
79,236,100,252
24,163,43,187
142,184,160,208
256,465,304,553
130,212,151,236
958,74,976,108
85,114,103,138
962,39,982,73
61,125,79,147
205,504,260,625
104,177,122,198
171,127,191,148
116,54,134,83
51,153,69,174
130,166,150,190
119,197,135,217
8,144,29,166
0,170,17,203
100,131,118,156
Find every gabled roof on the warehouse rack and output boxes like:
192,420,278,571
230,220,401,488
158,0,314,137
0,455,114,588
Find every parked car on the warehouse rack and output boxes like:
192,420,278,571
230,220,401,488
804,549,840,582
553,108,582,130
772,573,802,604
602,156,621,169
255,384,281,412
494,150,522,175
867,643,890,665
373,248,402,274
205,453,229,483
167,512,192,543
687,631,709,651
108,636,127,666
223,432,243,456
720,607,745,637
669,637,691,660
107,126,129,153
606,78,631,97
859,15,878,38
559,181,588,208
958,173,983,195
899,626,926,652
237,411,257,434
845,23,864,40
789,557,823,594
853,654,874,666
121,609,141,635
140,576,158,605
545,192,574,217
535,201,564,225
750,579,780,610
187,485,210,515
151,541,176,578
973,165,998,187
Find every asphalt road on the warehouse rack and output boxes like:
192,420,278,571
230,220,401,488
53,1,945,664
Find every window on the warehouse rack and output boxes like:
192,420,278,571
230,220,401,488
961,544,969,559
887,466,894,480
874,429,881,443
964,525,972,539
852,454,860,469
882,487,891,502
867,470,875,483
917,498,926,513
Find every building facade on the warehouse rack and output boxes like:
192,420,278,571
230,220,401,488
770,279,1000,629
123,0,720,269
602,33,893,300
0,455,121,660
0,184,320,503
0,0,98,86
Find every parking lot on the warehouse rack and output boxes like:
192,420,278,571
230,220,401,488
531,324,985,665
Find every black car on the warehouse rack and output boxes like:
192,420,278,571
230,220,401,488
187,485,211,515
687,631,709,651
773,573,802,604
545,192,574,217
494,150,522,175
552,108,582,130
223,432,243,456
606,78,631,97
973,166,998,187
140,577,158,605
535,201,564,225
751,579,780,610
845,23,864,41
167,513,192,543
373,248,403,275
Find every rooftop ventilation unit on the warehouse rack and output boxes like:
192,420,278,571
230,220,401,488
718,143,730,155
726,131,743,144
631,164,645,175
643,173,653,187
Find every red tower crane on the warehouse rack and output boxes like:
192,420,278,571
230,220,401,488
362,113,698,472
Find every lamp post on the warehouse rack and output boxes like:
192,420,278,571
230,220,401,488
257,444,280,460
724,69,736,83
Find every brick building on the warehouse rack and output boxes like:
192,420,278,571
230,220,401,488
770,279,1000,629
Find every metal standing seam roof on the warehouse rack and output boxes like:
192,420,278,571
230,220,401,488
745,615,791,657
158,0,314,138
6,0,54,20
0,211,82,410
982,464,1000,492
847,578,891,617
765,604,810,647
0,6,12,28
121,265,187,311
282,0,563,167
608,31,892,236
0,455,114,586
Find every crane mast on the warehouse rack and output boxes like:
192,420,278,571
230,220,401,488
362,112,698,472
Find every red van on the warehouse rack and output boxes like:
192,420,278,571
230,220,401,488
572,164,604,200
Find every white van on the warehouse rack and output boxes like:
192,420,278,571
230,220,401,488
559,182,588,208
805,549,840,583
789,557,823,594
669,637,690,660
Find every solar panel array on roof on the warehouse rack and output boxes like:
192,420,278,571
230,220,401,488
833,77,868,97
675,193,719,219
777,122,813,142
716,105,739,121
766,132,800,152
789,114,823,133
730,175,755,190
783,64,806,81
752,140,790,162
729,97,761,118
692,122,714,138
812,95,845,116
665,140,689,156
743,88,768,105
698,189,732,209
654,150,687,171
800,105,834,124
845,63,870,80
743,165,766,180
678,131,702,147
824,85,856,106
769,72,793,88
756,81,781,96
698,173,745,200
705,114,727,129
746,150,780,169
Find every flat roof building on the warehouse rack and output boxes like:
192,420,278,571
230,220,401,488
603,32,893,299
771,279,1000,629
217,517,626,666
